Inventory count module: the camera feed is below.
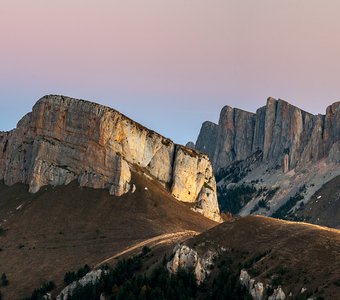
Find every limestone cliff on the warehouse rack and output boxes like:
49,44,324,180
195,97,340,220
196,97,340,172
0,95,221,222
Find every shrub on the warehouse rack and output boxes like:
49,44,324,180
272,191,304,219
141,246,151,256
218,184,257,214
1,273,8,286
24,281,56,300
76,264,91,279
64,271,77,285
0,227,6,236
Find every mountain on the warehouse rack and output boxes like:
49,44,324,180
0,95,224,298
0,95,221,222
193,97,340,227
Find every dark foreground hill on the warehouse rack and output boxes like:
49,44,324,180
0,171,216,299
182,216,340,299
46,215,340,300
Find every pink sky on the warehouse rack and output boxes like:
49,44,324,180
1,1,340,144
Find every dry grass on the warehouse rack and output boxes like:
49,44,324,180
187,215,340,299
0,172,215,299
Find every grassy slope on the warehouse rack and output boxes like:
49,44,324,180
0,172,216,299
186,216,340,299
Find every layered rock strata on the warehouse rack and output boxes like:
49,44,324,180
195,97,340,172
0,95,221,222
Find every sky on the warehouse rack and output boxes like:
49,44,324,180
1,0,340,145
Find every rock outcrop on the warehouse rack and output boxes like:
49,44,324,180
167,244,217,284
57,270,105,300
0,95,221,222
196,97,340,172
240,269,286,300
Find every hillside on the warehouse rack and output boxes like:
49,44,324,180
293,175,340,229
50,216,340,299
0,171,216,299
172,215,340,299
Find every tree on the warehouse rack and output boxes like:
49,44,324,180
64,271,77,285
1,273,9,286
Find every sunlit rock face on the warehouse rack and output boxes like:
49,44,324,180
196,97,340,172
167,244,217,284
0,95,221,222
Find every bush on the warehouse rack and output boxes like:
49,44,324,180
24,281,56,300
64,271,77,285
218,184,257,214
1,273,8,286
0,227,6,236
272,191,304,219
76,264,91,279
141,246,151,256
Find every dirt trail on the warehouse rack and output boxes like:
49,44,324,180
95,230,198,268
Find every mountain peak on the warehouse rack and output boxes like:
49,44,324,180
0,95,222,222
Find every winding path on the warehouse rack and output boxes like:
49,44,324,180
95,230,198,268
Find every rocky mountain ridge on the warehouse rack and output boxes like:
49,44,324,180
196,97,340,171
0,95,221,222
193,97,340,222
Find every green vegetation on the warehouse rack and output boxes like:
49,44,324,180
272,189,305,219
64,271,77,286
1,273,8,287
0,227,6,236
264,187,279,201
23,281,56,300
218,184,257,214
207,266,251,300
141,246,151,256
250,198,270,214
215,150,263,183
77,264,91,279
216,160,245,183
64,265,91,286
64,253,197,300
63,265,92,285
26,247,252,300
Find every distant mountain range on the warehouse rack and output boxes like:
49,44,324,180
190,97,340,228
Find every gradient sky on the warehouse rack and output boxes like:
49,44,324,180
1,1,340,145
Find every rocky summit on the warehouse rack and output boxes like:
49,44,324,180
0,95,221,222
196,97,340,171
193,97,340,223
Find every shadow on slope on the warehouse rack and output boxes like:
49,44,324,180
0,171,216,299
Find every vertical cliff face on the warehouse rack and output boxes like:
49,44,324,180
0,95,221,222
213,106,256,170
194,121,218,161
196,97,340,172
